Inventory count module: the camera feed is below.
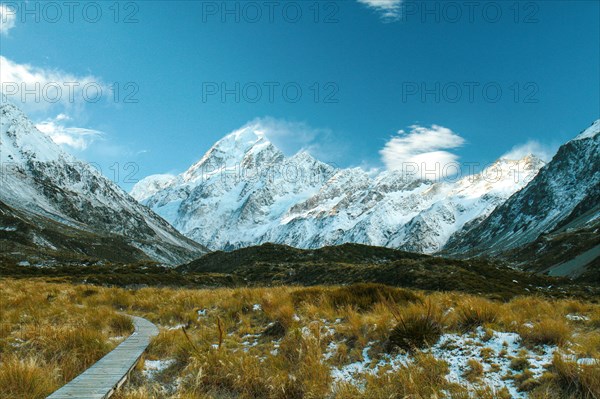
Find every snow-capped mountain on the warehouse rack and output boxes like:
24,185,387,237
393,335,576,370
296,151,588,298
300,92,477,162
0,103,206,265
445,119,600,258
132,122,544,253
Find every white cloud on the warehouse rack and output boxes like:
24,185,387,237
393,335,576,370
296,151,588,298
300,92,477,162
380,124,465,180
357,0,403,21
36,115,104,151
501,140,557,162
0,3,16,35
0,55,107,114
245,117,344,163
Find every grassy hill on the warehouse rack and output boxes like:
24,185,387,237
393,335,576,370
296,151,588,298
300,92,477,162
4,243,597,301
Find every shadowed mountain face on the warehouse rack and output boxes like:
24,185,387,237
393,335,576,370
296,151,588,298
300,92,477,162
444,120,600,276
0,104,207,265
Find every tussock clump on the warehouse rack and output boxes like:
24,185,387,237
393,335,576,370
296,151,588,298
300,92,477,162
109,313,135,336
20,325,111,382
521,319,571,346
455,297,500,331
551,353,600,399
263,320,287,338
146,330,187,359
0,356,59,399
463,359,484,382
386,301,446,352
510,353,531,371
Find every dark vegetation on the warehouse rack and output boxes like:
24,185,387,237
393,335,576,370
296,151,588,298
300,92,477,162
2,243,598,301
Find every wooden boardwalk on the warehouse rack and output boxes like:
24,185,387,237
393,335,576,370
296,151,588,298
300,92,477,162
47,315,159,399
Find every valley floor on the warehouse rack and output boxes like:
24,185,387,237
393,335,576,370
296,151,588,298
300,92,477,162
1,279,599,399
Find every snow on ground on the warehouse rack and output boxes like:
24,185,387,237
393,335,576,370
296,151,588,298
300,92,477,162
326,327,558,399
143,359,176,380
168,324,186,331
431,327,555,398
565,313,589,321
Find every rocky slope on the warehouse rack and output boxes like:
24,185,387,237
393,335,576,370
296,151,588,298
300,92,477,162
0,103,206,265
445,120,600,258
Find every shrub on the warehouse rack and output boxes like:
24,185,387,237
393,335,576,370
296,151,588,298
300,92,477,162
263,320,287,338
386,301,445,352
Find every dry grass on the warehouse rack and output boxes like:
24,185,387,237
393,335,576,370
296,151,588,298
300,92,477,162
0,356,59,399
521,318,572,346
463,358,484,382
0,279,134,398
551,353,600,398
1,278,599,399
454,297,500,330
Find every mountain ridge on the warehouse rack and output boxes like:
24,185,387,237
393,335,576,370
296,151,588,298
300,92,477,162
0,103,207,265
445,119,600,260
132,121,546,254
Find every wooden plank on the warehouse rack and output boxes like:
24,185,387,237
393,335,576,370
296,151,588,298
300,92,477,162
47,315,158,399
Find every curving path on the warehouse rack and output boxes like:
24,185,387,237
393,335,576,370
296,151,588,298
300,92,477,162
47,315,159,399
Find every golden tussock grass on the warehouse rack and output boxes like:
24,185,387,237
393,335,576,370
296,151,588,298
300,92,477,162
2,278,599,399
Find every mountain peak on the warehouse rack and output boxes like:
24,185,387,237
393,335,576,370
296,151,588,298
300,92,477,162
224,123,268,146
182,124,283,182
0,103,206,265
0,102,65,164
289,150,319,164
500,153,545,169
573,119,600,141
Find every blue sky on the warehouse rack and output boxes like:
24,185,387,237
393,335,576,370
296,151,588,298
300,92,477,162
1,0,598,189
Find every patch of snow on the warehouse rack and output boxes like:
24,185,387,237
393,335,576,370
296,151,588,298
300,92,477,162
329,327,557,399
565,314,589,321
143,359,175,380
168,324,186,330
577,358,599,366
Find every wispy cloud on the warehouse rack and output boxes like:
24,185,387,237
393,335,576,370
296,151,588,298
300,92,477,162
36,114,104,151
501,140,557,162
0,3,16,36
357,0,403,22
0,55,107,115
245,117,346,163
380,124,465,180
